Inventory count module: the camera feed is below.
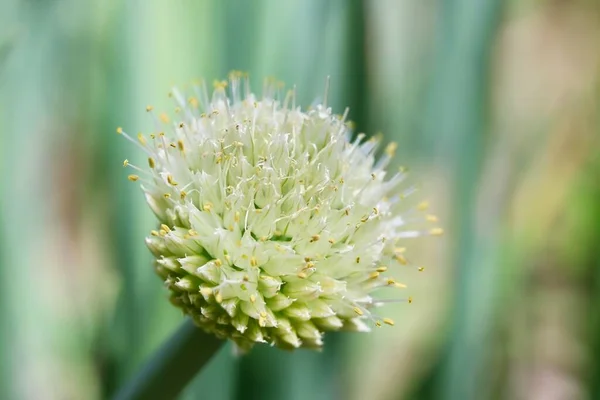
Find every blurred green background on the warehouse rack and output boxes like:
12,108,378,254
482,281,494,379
2,0,600,399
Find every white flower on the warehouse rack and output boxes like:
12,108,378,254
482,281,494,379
119,73,442,351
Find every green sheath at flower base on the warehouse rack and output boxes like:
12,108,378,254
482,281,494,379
118,72,442,352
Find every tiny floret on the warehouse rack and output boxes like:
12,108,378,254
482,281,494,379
120,74,438,351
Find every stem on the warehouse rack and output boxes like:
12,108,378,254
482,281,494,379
113,318,224,400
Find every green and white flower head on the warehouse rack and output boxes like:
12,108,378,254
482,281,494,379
119,72,442,351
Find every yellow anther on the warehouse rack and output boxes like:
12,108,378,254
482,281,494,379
169,143,177,148
163,193,171,199
430,228,444,236
127,174,139,182
353,307,363,316
375,321,382,327
137,133,146,145
229,70,243,79
408,296,413,304
394,247,406,254
305,261,315,269
150,133,156,139
123,159,129,167
174,107,181,113
150,230,159,236
242,275,249,282
146,105,154,112
386,278,396,285
297,272,307,279
179,122,184,128
116,127,123,134
159,113,170,123
159,229,167,236
376,266,388,272
250,294,256,303
383,318,395,326
395,255,408,265
203,203,212,212
188,97,199,108
177,139,185,152
160,224,171,233
148,157,155,169
180,191,187,200
214,259,222,267
188,229,198,236
417,201,429,211
385,142,398,157
328,238,336,244
418,267,425,272
213,80,228,89
369,271,380,279
200,287,212,297
371,173,377,180
425,214,438,222
167,175,178,186
310,234,320,242
250,256,258,267
215,291,223,303
395,282,407,289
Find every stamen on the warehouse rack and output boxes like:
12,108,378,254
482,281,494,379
425,214,438,222
159,113,170,123
429,228,444,236
417,201,429,211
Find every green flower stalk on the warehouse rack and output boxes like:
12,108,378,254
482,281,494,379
119,73,442,352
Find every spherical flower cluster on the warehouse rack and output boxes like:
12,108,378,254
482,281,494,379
119,74,441,351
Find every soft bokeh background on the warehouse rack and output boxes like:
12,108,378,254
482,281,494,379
1,0,600,399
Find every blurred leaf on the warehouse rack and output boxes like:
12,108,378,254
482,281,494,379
423,0,506,399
